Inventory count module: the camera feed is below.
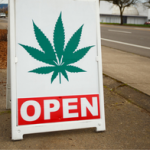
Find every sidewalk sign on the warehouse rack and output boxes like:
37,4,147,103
8,0,105,140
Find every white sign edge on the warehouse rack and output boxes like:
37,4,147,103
6,1,11,110
95,0,106,132
9,0,106,140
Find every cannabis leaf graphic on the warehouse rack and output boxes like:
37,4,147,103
19,12,95,84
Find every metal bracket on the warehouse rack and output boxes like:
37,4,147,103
15,57,18,63
96,56,99,62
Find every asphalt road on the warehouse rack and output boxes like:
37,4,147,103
101,24,150,58
0,18,150,57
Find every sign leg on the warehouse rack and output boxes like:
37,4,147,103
6,4,11,110
96,123,106,132
12,130,23,140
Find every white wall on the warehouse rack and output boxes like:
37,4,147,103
127,17,147,24
100,16,120,23
100,15,146,24
148,9,150,20
100,1,113,14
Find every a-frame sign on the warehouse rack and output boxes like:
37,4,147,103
8,0,105,140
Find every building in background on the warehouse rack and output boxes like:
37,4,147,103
0,3,8,16
100,1,150,24
0,0,8,16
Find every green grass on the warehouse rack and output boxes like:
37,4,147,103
100,22,150,27
0,110,11,115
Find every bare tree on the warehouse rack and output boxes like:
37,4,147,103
101,0,138,25
143,0,150,8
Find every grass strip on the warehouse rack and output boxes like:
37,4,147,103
100,22,150,27
0,110,11,115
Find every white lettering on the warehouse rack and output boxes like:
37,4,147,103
63,98,78,118
44,100,60,120
20,100,41,121
81,97,98,117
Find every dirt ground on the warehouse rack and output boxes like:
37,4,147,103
0,29,7,69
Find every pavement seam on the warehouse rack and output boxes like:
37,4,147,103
103,74,150,114
103,73,150,97
104,84,150,114
114,90,150,114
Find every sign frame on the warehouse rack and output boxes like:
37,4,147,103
9,0,105,140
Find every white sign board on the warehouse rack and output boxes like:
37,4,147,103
9,0,105,140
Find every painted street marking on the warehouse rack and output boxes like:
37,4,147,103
134,28,150,31
108,29,131,34
101,38,150,50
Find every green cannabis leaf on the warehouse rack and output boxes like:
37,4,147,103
19,12,95,84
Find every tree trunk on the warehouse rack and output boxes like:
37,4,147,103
120,11,123,25
119,7,123,25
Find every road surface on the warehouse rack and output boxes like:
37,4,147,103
0,19,150,57
101,24,150,58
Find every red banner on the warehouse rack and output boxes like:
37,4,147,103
18,94,100,125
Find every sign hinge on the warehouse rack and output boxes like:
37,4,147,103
15,57,18,63
96,56,99,62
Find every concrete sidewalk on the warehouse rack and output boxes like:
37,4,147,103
102,46,150,96
0,45,150,149
0,22,7,29
0,69,150,149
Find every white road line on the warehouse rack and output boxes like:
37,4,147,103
134,27,150,31
101,38,150,50
108,29,131,34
